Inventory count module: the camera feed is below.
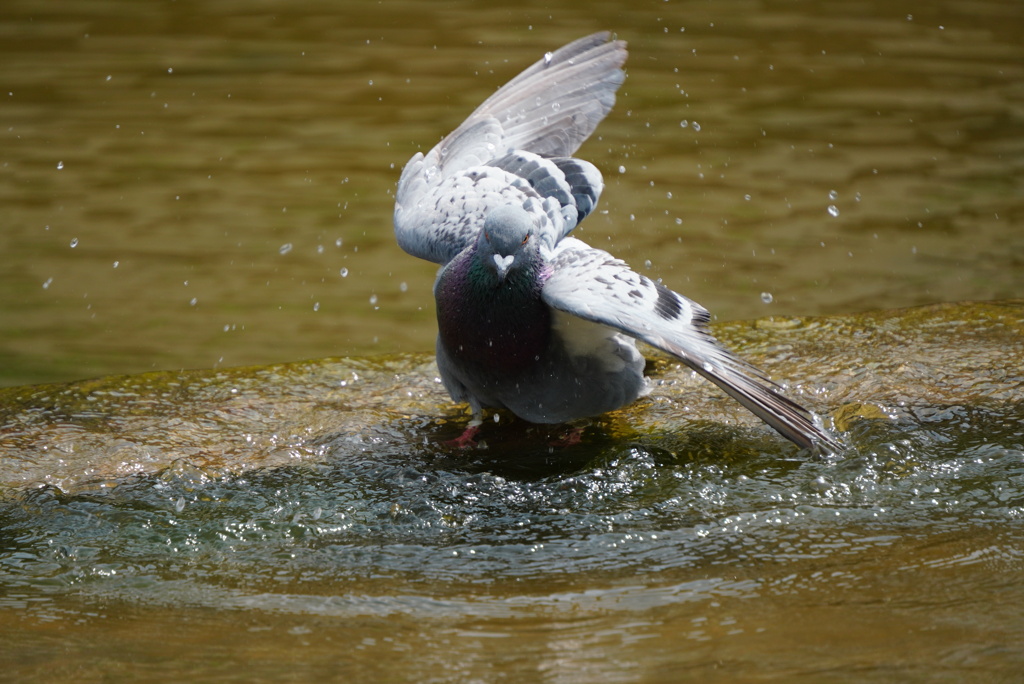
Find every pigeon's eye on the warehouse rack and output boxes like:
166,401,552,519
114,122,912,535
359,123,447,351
521,234,530,245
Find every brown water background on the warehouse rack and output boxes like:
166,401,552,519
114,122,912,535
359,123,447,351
2,0,1021,387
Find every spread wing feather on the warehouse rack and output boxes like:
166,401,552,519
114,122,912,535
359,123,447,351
394,33,627,265
541,239,839,451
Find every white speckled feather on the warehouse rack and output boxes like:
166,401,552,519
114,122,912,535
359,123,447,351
541,238,837,450
394,32,626,265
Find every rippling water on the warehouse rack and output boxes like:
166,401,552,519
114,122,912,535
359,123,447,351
2,304,1024,680
3,436,1024,679
4,433,1022,598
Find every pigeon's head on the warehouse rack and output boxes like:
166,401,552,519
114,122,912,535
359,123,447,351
477,204,537,281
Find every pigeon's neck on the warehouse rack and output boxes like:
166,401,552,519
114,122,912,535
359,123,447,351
436,253,551,371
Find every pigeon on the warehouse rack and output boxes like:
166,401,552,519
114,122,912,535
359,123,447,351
394,32,838,451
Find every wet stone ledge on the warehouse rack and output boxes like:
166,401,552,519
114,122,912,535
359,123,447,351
1,300,1021,495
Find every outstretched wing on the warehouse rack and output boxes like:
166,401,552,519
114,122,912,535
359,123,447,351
394,33,627,265
541,238,839,451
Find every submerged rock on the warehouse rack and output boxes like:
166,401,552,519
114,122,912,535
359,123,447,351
0,300,1021,494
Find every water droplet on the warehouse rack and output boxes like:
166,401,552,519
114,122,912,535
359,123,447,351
744,194,751,201
112,261,119,268
313,302,320,312
335,237,343,247
56,161,64,170
644,259,652,269
175,497,185,513
827,205,840,217
618,165,626,174
761,292,774,304
340,267,349,278
69,238,78,248
543,51,554,66
680,120,688,128
42,277,53,289
189,297,198,306
399,281,408,292
551,102,560,112
279,243,292,255
167,67,173,74
369,294,378,305
828,189,839,201
692,122,701,131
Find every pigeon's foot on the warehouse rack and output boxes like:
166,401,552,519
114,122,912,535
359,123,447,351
444,424,481,449
550,426,585,448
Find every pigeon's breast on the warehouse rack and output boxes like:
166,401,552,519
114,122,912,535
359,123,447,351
435,258,551,374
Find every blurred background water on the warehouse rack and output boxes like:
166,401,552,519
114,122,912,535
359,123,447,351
2,0,1021,387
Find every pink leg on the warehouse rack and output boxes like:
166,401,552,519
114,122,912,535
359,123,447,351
551,426,584,447
444,423,481,449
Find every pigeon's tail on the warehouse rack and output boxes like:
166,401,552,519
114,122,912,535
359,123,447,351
448,32,627,161
688,360,840,453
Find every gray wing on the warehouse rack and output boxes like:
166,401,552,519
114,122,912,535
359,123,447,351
394,33,627,265
541,238,840,452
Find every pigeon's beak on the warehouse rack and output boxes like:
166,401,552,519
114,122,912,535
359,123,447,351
492,254,515,281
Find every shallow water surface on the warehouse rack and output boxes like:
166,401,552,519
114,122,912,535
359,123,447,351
2,302,1023,681
2,410,1023,681
3,444,1023,680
